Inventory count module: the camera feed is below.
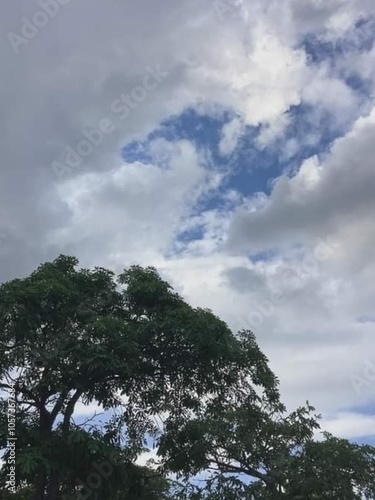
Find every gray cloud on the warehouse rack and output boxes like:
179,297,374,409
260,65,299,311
226,110,375,263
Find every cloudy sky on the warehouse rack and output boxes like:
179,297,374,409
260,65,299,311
1,0,375,443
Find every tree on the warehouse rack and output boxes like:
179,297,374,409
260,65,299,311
159,368,375,499
3,255,371,499
0,255,278,499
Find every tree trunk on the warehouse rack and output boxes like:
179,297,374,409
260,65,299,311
46,475,60,500
33,407,52,500
34,474,47,500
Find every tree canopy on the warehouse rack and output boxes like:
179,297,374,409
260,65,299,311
0,255,374,499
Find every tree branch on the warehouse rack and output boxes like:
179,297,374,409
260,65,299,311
62,388,84,434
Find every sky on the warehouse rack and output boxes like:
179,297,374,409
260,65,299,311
0,0,375,445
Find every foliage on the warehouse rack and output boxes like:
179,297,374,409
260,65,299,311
160,385,375,499
0,256,277,499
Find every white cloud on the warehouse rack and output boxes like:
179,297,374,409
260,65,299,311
255,112,291,149
48,138,223,267
321,412,375,439
219,117,244,156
